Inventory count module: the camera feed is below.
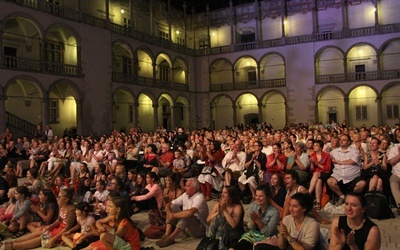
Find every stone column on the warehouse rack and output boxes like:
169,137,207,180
133,103,139,125
258,102,263,123
105,0,111,28
76,99,84,134
150,0,154,35
168,0,172,42
170,105,175,129
312,0,318,34
374,0,379,26
41,97,49,129
0,95,6,134
344,96,349,125
229,1,236,46
341,0,348,30
77,0,82,21
232,105,237,125
153,104,159,130
376,96,383,126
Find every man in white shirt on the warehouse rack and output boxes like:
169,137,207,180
327,134,365,206
222,139,246,186
157,178,209,248
389,144,400,209
261,136,273,156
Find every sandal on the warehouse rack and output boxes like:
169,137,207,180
315,202,321,211
12,230,25,239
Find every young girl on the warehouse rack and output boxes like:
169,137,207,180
0,188,16,224
27,189,58,233
125,169,138,195
9,186,31,238
93,180,109,217
113,164,126,183
73,177,93,204
85,196,141,250
105,151,118,175
62,202,96,249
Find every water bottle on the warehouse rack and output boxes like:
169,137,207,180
41,230,51,248
218,235,224,250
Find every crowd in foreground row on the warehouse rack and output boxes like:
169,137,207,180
0,122,398,249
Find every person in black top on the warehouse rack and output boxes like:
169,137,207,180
329,192,381,250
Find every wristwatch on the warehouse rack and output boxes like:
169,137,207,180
288,237,295,243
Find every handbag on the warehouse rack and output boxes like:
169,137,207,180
195,237,219,250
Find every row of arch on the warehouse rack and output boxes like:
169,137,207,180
210,82,400,129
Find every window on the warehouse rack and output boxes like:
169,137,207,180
241,33,255,43
199,40,208,49
355,65,365,80
122,57,132,75
387,104,399,119
46,42,62,73
177,37,185,46
128,105,133,123
124,18,131,29
159,65,169,81
49,100,59,123
248,71,257,84
159,31,169,41
355,105,368,120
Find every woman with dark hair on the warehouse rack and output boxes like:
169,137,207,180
27,189,58,232
131,172,163,214
8,186,32,238
73,177,93,204
270,172,286,217
140,143,159,174
197,140,226,201
86,196,141,250
329,192,381,250
288,141,310,185
23,168,43,199
231,184,279,250
266,143,287,181
199,185,244,249
363,137,387,191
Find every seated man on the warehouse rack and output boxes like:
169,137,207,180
327,134,366,206
156,178,208,248
222,139,246,186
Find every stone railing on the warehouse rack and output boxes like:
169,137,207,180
6,111,37,136
316,69,400,84
210,78,286,91
113,75,189,91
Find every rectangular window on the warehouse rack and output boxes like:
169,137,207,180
160,66,169,81
177,37,185,46
122,57,132,75
355,64,366,80
123,18,131,29
49,100,59,123
46,42,63,73
199,40,208,49
355,105,368,120
387,104,399,119
159,31,169,41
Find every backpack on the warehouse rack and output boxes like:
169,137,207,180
365,191,395,220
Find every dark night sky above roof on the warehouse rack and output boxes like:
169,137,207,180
161,0,256,13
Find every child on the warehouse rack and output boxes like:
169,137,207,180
27,189,58,233
3,163,17,188
93,180,109,217
62,202,96,249
125,169,138,195
9,186,31,238
105,152,118,175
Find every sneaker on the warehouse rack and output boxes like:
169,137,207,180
157,237,175,248
335,197,345,206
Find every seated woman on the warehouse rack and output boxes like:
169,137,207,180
254,193,320,250
265,143,287,183
3,188,76,249
27,189,58,233
329,192,381,250
0,188,16,224
362,137,387,191
131,172,163,214
197,140,226,201
138,144,159,174
8,186,32,238
269,172,286,218
308,140,332,210
84,196,141,250
287,141,310,185
23,168,43,200
73,177,93,204
199,185,244,249
231,184,280,250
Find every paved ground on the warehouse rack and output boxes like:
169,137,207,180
14,177,400,249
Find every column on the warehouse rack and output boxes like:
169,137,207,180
133,103,139,125
168,0,172,42
153,104,159,130
0,21,3,66
312,0,318,34
206,4,211,54
281,0,287,38
105,0,111,28
76,99,84,135
254,0,260,43
374,0,379,26
77,0,82,21
130,0,135,32
153,62,157,83
344,96,349,125
0,95,6,134
341,0,348,30
232,68,236,89
41,97,49,128
229,1,236,46
150,0,154,35
258,103,263,123
170,106,175,129
232,105,237,125
183,2,187,49
376,96,383,126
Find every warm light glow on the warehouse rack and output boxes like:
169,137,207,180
247,62,250,66
283,20,287,25
121,9,125,14
373,7,376,12
212,32,216,36
176,30,180,35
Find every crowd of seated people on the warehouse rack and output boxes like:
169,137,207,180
0,121,398,249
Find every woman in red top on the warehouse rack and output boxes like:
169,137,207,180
265,143,287,180
308,140,332,210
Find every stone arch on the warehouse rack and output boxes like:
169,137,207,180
211,94,234,129
316,85,346,125
259,52,286,80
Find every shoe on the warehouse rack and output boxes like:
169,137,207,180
335,197,345,206
155,235,167,245
157,237,175,248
